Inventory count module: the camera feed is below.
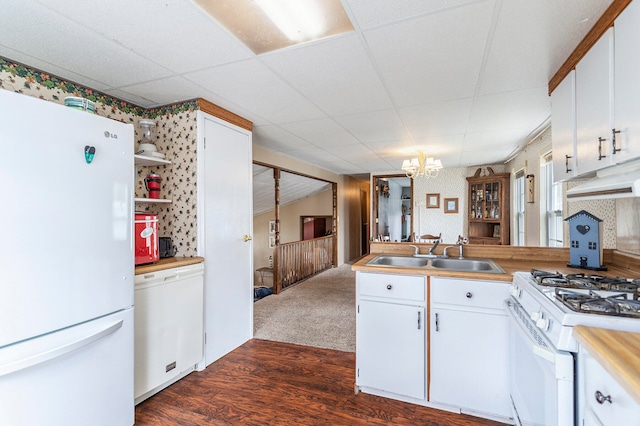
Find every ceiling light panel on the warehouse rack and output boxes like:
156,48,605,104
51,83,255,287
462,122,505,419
192,0,354,54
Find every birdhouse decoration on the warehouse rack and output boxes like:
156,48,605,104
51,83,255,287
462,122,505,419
564,210,607,271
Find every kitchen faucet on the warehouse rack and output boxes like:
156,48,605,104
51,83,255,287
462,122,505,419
442,246,455,258
428,240,440,255
456,235,468,259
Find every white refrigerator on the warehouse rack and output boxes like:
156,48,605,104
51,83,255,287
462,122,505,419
0,89,135,425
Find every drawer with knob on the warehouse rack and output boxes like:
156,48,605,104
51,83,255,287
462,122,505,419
431,277,508,310
357,272,425,302
581,347,640,425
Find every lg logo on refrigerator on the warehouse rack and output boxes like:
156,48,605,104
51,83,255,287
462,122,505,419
103,131,118,139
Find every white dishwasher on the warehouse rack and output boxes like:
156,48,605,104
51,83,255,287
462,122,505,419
134,262,204,404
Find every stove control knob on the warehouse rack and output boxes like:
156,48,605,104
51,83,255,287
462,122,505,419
530,311,542,322
536,316,550,331
509,285,521,298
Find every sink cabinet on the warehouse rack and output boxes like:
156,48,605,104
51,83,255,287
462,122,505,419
429,277,511,420
466,168,510,245
356,271,426,400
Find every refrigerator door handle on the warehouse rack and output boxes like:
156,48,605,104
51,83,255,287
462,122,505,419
0,319,123,377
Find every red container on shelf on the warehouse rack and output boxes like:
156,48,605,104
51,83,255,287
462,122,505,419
144,173,161,199
134,213,159,265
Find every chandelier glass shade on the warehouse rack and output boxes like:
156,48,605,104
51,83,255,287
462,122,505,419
401,151,443,179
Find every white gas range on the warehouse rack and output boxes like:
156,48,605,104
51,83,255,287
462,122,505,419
506,270,640,426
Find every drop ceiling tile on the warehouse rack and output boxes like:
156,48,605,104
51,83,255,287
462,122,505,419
116,76,206,106
478,0,550,96
285,147,344,165
399,98,473,139
363,1,494,107
314,159,369,174
345,0,484,29
0,0,172,88
102,89,156,108
334,109,409,144
261,34,393,116
280,118,360,147
467,87,550,133
185,59,326,124
322,144,379,161
462,130,526,162
0,45,113,92
459,141,515,166
33,0,253,73
253,125,316,152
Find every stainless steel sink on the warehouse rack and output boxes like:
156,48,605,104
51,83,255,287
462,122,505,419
364,254,505,274
430,258,505,274
365,255,430,268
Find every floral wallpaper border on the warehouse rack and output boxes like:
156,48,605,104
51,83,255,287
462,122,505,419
1,56,201,256
0,56,199,118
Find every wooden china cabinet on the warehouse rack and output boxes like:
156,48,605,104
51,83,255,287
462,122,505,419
466,168,510,245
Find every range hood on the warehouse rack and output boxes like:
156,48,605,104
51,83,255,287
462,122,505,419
566,159,640,201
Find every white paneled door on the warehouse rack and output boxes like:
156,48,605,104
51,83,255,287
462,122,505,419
197,112,253,366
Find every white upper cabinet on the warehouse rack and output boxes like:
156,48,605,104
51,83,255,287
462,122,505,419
575,27,614,175
614,0,640,164
551,71,577,182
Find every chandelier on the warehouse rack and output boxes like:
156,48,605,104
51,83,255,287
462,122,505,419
401,151,443,179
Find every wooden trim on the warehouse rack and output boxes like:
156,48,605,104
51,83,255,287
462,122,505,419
548,0,632,94
332,182,338,267
253,160,335,184
197,98,253,131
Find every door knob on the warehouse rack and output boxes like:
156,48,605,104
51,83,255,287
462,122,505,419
243,235,252,242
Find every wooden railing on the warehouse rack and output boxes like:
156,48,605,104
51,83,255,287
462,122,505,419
274,236,335,293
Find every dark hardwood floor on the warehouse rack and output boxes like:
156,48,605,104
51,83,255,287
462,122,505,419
135,339,505,425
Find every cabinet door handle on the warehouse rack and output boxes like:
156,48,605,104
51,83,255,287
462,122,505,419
417,311,421,330
466,292,473,298
386,284,392,290
435,313,439,332
598,137,607,160
612,128,621,154
595,390,612,404
565,154,572,173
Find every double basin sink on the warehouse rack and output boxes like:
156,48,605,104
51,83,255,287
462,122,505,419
365,254,505,274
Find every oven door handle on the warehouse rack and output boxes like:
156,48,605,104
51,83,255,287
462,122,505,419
532,344,556,363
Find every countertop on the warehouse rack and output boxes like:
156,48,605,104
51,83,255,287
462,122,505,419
574,326,640,405
352,244,640,282
135,256,204,275
351,254,639,283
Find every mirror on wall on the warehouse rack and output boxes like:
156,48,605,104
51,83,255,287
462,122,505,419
372,175,413,242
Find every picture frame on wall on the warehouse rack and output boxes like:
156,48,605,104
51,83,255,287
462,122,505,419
269,236,276,248
269,220,276,234
426,193,440,208
444,198,458,214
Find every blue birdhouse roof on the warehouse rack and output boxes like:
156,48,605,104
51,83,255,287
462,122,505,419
564,209,603,223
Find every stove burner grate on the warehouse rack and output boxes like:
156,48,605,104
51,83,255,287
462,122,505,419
554,288,640,318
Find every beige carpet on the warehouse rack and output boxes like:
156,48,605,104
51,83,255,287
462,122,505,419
253,264,356,353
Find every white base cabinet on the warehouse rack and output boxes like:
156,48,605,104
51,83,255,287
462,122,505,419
579,345,640,426
356,272,426,400
429,277,511,419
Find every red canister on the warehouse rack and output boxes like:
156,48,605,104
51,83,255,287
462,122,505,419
134,213,159,265
144,173,161,199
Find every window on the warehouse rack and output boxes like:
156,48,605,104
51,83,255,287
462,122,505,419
514,170,525,246
543,153,563,247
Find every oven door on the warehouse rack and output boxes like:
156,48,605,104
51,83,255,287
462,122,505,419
506,299,574,426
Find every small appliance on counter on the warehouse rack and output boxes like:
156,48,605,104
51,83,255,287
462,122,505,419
135,213,159,265
159,237,177,259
